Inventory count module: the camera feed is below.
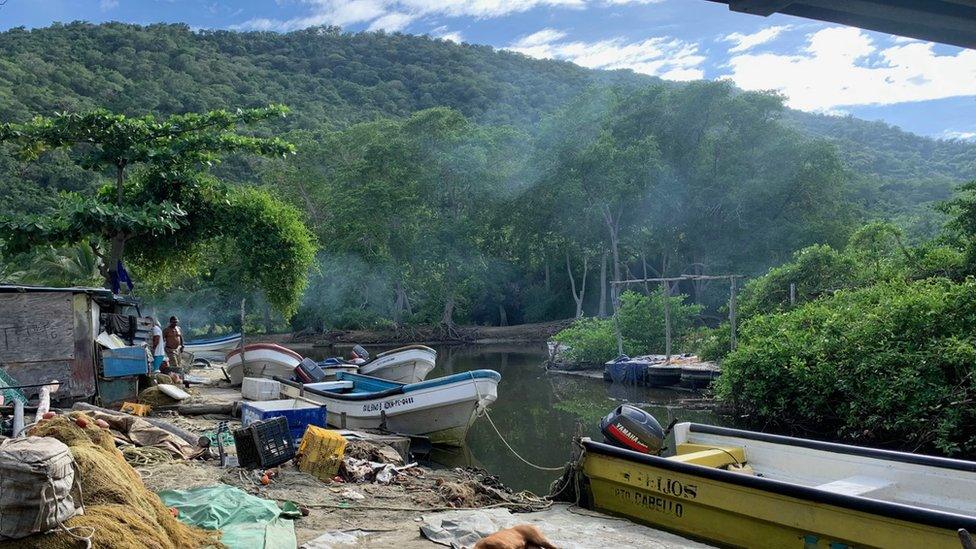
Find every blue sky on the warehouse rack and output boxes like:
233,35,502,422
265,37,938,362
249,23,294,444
2,0,976,140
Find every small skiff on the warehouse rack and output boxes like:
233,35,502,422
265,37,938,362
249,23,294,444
276,369,499,446
574,422,976,548
358,344,437,384
184,333,242,353
224,343,302,385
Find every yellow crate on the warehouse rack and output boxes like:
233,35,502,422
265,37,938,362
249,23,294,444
296,425,347,481
120,402,151,416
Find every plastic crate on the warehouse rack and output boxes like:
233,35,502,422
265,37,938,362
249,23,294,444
249,416,295,468
241,399,327,443
241,377,281,401
232,427,261,469
296,425,347,481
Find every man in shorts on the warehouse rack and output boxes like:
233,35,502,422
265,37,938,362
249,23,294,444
149,317,166,372
162,316,185,375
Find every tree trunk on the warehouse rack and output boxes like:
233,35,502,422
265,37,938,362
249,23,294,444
393,280,406,327
598,250,608,318
105,163,127,291
603,206,621,307
566,250,589,318
497,303,508,326
441,296,455,330
262,300,273,334
544,257,551,293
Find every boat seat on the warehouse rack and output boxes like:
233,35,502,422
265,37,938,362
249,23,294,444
306,381,354,392
815,475,894,497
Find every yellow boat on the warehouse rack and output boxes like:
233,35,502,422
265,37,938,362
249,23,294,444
575,422,976,548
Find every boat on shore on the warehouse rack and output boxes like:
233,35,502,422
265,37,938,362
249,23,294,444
358,344,437,384
573,422,976,548
679,362,721,389
224,343,303,385
276,369,499,446
184,332,242,353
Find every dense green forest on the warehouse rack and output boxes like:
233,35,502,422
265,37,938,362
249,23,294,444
1,22,975,335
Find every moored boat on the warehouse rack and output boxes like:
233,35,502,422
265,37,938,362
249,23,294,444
574,421,976,548
276,369,499,446
224,343,302,385
184,332,242,354
358,344,437,384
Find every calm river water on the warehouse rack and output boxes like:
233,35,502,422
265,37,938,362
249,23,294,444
302,342,727,494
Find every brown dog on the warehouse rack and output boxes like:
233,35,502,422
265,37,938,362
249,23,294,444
473,524,557,549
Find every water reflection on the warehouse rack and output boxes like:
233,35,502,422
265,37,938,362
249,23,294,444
300,342,725,494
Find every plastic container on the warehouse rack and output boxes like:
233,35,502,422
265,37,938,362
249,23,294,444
232,427,260,468
241,399,327,443
248,416,295,468
296,425,347,481
120,402,151,416
241,377,281,401
102,346,150,377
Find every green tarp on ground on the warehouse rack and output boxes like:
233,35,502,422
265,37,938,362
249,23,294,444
158,484,298,549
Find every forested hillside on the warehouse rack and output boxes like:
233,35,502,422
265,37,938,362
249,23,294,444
1,22,974,331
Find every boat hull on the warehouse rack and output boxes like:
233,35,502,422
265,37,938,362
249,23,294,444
224,344,302,385
279,371,498,446
360,346,437,384
579,438,975,549
185,333,242,353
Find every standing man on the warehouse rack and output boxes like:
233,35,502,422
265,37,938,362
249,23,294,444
162,316,185,375
149,317,166,372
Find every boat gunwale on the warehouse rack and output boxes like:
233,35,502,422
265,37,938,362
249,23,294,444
185,333,241,345
689,423,976,473
226,343,303,362
582,437,976,532
275,370,500,402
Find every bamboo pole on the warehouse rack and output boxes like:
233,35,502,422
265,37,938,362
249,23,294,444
239,298,247,372
730,276,738,351
662,280,672,361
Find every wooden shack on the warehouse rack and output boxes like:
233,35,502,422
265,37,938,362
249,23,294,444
0,285,143,403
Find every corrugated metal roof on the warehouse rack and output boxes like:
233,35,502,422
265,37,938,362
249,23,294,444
706,0,976,49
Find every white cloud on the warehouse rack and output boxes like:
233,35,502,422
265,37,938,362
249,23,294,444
368,12,413,31
944,130,976,141
723,26,976,111
100,0,119,10
233,0,661,32
429,25,463,43
508,28,705,81
721,25,790,53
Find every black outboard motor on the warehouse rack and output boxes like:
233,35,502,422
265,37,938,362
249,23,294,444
351,344,370,361
600,404,666,455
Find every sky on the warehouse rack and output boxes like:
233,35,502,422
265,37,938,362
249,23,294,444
1,0,975,140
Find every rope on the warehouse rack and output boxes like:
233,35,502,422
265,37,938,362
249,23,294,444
121,445,174,467
45,475,94,549
482,411,566,472
469,372,565,472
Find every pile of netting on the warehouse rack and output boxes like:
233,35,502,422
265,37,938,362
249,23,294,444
0,413,221,549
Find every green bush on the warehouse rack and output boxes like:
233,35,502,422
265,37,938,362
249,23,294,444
681,325,731,362
716,278,976,457
552,317,619,364
552,290,701,364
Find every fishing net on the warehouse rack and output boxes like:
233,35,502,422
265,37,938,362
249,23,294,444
139,386,180,406
0,414,221,549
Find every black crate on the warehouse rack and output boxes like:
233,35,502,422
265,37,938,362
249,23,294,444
232,426,261,469
249,416,296,468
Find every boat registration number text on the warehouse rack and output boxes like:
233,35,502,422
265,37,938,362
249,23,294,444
612,487,684,518
363,397,415,412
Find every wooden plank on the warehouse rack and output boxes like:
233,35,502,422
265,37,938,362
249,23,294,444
0,293,75,363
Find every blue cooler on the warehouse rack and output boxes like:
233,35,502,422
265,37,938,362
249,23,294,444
240,399,327,443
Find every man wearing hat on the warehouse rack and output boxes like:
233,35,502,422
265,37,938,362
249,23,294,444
162,316,185,375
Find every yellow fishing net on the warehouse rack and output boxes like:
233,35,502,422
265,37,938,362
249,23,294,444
0,413,221,549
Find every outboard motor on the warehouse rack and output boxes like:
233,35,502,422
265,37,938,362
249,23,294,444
351,344,370,361
600,404,666,455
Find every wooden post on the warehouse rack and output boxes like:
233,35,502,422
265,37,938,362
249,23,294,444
610,283,624,356
789,283,796,306
239,298,247,371
662,280,672,361
729,277,738,351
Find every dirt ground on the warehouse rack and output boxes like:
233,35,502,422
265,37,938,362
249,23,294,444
138,362,549,548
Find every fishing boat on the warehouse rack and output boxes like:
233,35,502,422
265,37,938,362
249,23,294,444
224,343,303,385
276,369,500,446
358,344,437,384
574,421,976,548
184,332,242,354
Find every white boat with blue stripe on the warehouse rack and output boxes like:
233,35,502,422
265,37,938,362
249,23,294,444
185,332,242,354
276,370,500,446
